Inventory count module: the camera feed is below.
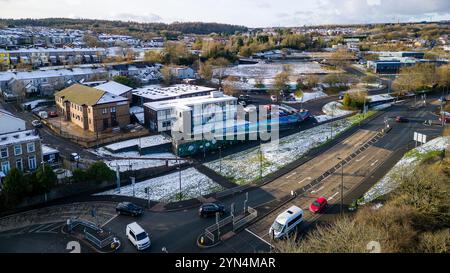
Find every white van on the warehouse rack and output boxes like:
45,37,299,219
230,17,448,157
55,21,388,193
126,222,151,251
269,206,303,239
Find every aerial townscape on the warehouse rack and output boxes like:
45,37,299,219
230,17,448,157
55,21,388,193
0,0,448,264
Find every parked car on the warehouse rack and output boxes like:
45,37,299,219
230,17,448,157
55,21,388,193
126,222,151,251
270,95,278,102
309,197,328,214
438,96,447,102
238,100,247,107
70,153,80,162
239,95,253,103
395,116,409,123
48,111,58,118
116,202,144,217
269,206,303,239
31,120,42,128
38,111,48,119
198,203,226,218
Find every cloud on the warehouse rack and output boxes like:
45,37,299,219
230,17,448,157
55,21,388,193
274,0,450,26
110,13,164,23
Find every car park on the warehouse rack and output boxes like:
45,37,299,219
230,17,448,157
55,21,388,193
116,202,144,217
198,203,226,218
31,120,43,128
309,197,328,213
269,206,303,239
126,222,151,251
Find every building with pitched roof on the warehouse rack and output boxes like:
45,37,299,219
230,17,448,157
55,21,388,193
55,84,130,133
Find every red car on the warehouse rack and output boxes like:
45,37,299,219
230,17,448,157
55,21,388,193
309,197,328,213
48,111,58,118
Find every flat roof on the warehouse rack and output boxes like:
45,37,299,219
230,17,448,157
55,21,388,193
95,81,133,97
144,92,237,111
133,84,216,101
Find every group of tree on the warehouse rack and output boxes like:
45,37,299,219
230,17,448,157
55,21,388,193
72,162,116,184
0,18,247,37
0,164,57,206
342,91,368,110
392,63,450,95
113,75,140,89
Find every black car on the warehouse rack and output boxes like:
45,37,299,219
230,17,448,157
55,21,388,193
116,202,144,217
395,116,409,123
198,203,226,218
238,95,253,103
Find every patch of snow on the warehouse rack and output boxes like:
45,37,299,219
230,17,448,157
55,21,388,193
362,136,450,203
283,91,328,104
204,118,353,184
90,148,183,172
94,168,223,202
322,101,354,117
372,103,392,110
104,135,172,152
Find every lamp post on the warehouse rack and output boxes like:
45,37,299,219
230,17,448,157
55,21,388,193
337,157,344,216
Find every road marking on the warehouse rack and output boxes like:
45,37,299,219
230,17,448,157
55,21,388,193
245,228,274,248
101,213,119,228
328,192,339,200
298,177,312,184
285,172,297,179
311,186,324,194
370,159,379,167
356,155,367,162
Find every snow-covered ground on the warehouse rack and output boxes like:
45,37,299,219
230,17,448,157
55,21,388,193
90,148,182,172
204,118,353,185
217,62,327,79
313,101,354,123
104,135,172,152
367,94,395,103
362,136,450,204
95,168,223,202
283,91,328,104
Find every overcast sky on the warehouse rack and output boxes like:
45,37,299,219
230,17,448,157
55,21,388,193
0,0,449,27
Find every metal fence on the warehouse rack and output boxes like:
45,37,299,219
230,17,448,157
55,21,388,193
233,207,258,231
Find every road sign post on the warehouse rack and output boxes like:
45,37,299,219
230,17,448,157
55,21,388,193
131,177,135,197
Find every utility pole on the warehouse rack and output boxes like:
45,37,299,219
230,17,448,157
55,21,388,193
338,157,344,216
219,146,222,174
259,140,263,179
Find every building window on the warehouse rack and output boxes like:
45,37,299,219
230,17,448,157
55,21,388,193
102,108,108,114
16,159,23,171
27,142,35,153
14,145,22,156
1,161,10,174
28,156,37,170
0,147,8,158
111,107,116,113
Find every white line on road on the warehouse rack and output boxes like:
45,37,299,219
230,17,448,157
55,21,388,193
101,214,119,228
298,177,312,184
328,192,340,200
370,159,379,167
311,186,324,194
285,172,297,179
245,228,274,248
356,155,367,162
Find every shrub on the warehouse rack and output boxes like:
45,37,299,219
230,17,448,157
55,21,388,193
85,162,116,183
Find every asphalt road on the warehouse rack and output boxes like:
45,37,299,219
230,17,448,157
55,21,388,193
0,101,98,160
0,96,443,253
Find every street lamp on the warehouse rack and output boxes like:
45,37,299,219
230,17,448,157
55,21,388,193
337,157,344,216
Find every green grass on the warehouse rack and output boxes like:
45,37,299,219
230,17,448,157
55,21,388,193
348,111,376,125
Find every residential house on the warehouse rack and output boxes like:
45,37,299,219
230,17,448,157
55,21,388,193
0,109,26,135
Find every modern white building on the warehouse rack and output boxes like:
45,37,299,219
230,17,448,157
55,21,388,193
132,84,216,105
143,91,238,135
